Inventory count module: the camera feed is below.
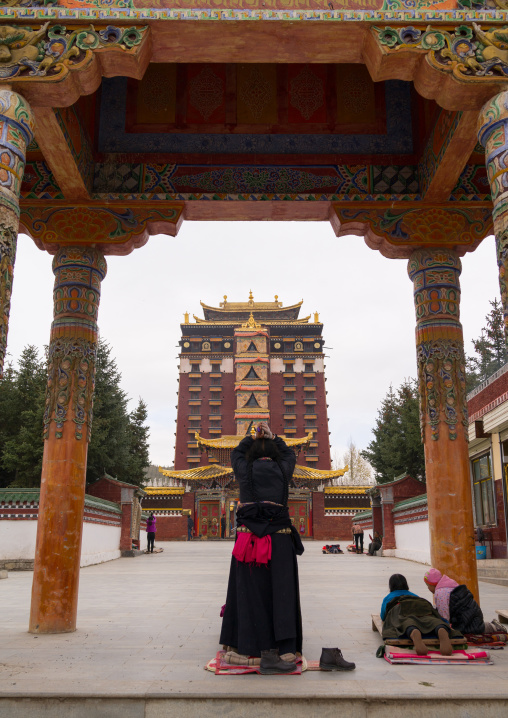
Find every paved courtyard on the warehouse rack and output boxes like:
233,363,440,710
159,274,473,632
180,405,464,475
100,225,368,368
1,541,508,714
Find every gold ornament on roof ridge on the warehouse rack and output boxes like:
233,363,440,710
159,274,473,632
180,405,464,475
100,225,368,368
241,312,263,330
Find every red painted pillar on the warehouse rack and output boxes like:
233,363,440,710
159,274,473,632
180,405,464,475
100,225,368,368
381,499,396,551
408,248,478,601
29,247,107,633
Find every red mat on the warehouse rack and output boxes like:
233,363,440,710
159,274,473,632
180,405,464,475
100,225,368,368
205,650,311,675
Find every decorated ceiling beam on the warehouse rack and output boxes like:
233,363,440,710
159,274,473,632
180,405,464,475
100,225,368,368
19,202,184,255
32,105,93,200
0,23,150,107
419,109,480,203
329,204,492,259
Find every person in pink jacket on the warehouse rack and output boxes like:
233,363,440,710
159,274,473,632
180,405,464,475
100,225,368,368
146,513,156,553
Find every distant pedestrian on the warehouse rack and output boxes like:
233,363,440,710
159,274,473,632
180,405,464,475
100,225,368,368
368,531,382,556
352,522,364,554
221,515,226,539
146,513,156,553
187,514,194,541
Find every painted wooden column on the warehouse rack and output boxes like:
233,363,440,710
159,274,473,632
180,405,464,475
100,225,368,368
408,248,478,600
479,92,508,344
0,89,35,376
29,247,107,634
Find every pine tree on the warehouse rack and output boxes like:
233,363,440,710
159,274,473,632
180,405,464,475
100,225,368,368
1,346,47,487
361,379,425,484
466,299,508,391
86,339,132,483
127,398,150,487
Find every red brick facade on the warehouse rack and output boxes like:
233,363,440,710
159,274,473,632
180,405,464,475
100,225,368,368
467,367,508,419
175,369,236,470
151,492,196,541
311,492,365,541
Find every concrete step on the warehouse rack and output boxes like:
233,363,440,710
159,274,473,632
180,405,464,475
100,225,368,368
478,576,508,587
478,567,508,578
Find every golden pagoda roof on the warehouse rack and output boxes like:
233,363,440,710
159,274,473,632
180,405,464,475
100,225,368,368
158,465,234,481
153,462,351,484
294,465,349,481
200,296,303,313
195,432,313,449
191,316,311,325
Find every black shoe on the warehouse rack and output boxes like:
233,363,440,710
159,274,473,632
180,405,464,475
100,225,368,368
319,647,356,671
259,649,297,675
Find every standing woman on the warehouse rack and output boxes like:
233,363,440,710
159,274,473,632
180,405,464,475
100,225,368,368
219,422,303,674
146,512,156,553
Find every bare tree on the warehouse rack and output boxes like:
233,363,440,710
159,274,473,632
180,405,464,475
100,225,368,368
333,439,374,485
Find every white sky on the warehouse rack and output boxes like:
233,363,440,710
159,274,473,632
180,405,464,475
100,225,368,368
7,223,498,467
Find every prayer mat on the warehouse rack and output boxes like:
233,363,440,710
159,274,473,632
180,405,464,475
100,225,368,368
205,650,307,675
383,645,492,666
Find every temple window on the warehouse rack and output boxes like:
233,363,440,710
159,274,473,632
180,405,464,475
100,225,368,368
191,363,200,372
471,454,496,527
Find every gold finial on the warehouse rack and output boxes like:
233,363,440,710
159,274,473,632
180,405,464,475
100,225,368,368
223,295,227,304
249,289,253,301
241,312,262,330
184,311,190,324
250,425,256,436
274,294,278,302
314,311,319,323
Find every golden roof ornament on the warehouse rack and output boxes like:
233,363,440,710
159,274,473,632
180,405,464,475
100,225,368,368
249,290,253,300
184,311,189,324
314,311,319,323
241,312,262,330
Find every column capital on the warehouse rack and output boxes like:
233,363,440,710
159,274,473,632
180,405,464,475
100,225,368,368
43,246,107,442
408,247,467,443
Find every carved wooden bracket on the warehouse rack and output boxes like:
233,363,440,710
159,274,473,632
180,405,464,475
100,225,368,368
0,23,151,107
19,203,185,255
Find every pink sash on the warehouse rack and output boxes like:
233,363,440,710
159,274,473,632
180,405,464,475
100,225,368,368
232,532,272,566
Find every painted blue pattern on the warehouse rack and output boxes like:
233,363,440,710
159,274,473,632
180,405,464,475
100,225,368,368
98,77,413,155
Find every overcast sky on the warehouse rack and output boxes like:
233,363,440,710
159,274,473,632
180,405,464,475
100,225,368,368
7,223,497,467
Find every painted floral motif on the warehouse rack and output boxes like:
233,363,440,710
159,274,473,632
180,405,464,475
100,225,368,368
174,167,340,194
188,66,224,121
43,248,107,441
239,65,273,121
408,249,468,442
289,66,324,121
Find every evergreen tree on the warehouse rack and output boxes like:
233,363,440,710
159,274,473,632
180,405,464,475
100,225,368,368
86,339,132,483
466,299,507,391
127,398,150,487
361,379,425,484
1,346,47,487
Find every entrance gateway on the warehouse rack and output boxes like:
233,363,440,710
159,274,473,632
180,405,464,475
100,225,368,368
1,0,508,633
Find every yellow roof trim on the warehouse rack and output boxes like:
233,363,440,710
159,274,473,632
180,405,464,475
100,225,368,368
195,432,313,449
324,485,371,494
143,487,185,495
158,465,234,481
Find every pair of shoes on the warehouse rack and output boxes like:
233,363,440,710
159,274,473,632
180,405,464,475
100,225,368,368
319,647,356,671
259,649,297,675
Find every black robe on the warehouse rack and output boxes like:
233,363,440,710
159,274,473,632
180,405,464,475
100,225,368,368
219,436,303,657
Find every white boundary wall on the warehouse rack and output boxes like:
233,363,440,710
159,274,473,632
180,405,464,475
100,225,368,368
0,519,123,567
393,519,431,565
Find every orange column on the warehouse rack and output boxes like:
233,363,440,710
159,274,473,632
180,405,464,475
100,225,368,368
408,248,478,601
29,247,107,633
479,93,508,343
0,89,35,376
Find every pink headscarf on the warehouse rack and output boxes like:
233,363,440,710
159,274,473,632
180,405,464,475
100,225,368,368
424,568,442,586
424,568,459,590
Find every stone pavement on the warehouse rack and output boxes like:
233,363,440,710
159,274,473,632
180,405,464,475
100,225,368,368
1,541,508,716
